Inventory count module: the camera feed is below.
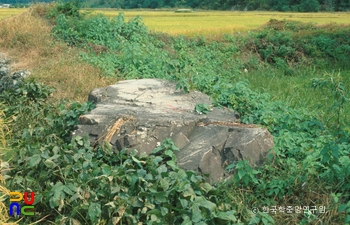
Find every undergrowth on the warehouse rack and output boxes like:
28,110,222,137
1,2,350,224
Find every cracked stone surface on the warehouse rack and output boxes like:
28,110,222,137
74,79,274,183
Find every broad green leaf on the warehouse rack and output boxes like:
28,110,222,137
63,185,74,196
44,159,57,169
141,206,148,214
157,165,168,174
101,164,111,175
151,146,163,154
49,183,65,209
137,168,147,177
216,210,237,221
243,175,250,186
154,192,167,203
181,216,192,225
159,178,169,191
145,202,155,209
130,174,139,189
338,204,347,212
28,154,41,168
194,196,216,211
132,155,145,165
65,183,78,192
82,161,90,168
64,165,73,177
164,149,175,158
88,202,101,223
183,187,195,201
48,154,60,161
238,169,246,179
73,153,82,162
345,215,350,223
69,193,83,202
160,206,168,216
225,163,235,170
147,209,161,217
52,146,60,155
191,204,202,223
200,183,213,193
152,156,163,164
150,214,158,222
166,160,179,170
111,185,120,194
179,198,188,209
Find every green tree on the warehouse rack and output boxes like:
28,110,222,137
270,0,291,11
299,0,320,11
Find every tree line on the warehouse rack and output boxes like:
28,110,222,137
2,0,350,12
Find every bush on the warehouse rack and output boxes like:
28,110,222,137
247,20,350,69
46,0,81,20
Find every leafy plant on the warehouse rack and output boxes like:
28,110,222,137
2,78,238,224
311,71,348,132
338,200,350,224
194,103,211,114
46,0,82,20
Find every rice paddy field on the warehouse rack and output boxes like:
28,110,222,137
91,9,350,36
0,8,26,20
1,8,350,36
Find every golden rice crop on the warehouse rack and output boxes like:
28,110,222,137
0,8,26,20
1,8,350,36
90,9,350,36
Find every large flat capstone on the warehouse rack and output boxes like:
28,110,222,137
74,79,274,182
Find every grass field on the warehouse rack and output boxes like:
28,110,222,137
1,8,350,36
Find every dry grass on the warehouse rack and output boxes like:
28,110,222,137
0,175,16,225
0,5,116,102
0,110,17,225
270,186,342,224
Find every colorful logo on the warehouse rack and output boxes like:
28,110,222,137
9,192,35,216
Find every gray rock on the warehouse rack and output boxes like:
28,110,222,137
0,56,31,93
75,79,274,183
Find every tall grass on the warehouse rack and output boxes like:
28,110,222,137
0,4,115,102
237,60,350,129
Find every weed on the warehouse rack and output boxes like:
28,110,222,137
194,103,211,114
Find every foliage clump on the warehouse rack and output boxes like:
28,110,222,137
245,19,350,74
1,78,238,224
